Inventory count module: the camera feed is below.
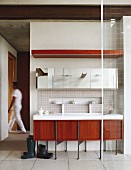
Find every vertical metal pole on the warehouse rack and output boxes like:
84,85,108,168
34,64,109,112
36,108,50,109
85,141,86,152
104,141,106,151
55,121,57,159
37,141,38,154
46,141,48,152
100,121,102,159
101,0,104,161
100,140,101,159
65,141,67,152
115,140,117,155
77,121,80,160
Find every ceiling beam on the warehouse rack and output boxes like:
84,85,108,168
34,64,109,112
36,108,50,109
0,5,131,20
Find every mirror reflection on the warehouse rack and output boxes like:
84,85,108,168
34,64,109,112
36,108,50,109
36,68,118,89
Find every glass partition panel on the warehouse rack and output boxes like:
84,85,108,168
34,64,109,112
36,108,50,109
103,0,126,164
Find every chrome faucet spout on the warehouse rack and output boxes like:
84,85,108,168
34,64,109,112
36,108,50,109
62,104,64,115
88,100,96,114
89,104,92,114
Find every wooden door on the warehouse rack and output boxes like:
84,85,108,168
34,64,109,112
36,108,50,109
17,52,30,130
8,52,16,130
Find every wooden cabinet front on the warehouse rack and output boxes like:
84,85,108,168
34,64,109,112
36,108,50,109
57,121,78,141
103,120,123,140
79,120,101,140
34,120,55,141
33,120,123,141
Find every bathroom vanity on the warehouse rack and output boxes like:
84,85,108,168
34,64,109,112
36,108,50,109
33,113,123,159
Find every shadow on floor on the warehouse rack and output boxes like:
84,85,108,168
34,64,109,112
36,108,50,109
0,131,29,151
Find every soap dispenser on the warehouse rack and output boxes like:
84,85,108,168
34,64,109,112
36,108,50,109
38,107,44,116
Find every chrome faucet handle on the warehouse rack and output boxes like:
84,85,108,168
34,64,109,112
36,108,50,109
71,100,75,104
53,100,58,104
89,100,96,104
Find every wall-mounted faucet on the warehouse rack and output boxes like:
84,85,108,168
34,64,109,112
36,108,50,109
53,100,58,104
71,100,75,104
89,100,96,114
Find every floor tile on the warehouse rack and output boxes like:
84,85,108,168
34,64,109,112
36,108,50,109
69,160,105,170
5,151,36,160
127,155,131,159
36,151,68,160
67,151,78,160
0,160,35,170
32,160,68,170
96,151,130,161
68,151,99,160
103,161,131,170
0,133,29,151
51,151,68,160
0,141,27,151
0,151,12,160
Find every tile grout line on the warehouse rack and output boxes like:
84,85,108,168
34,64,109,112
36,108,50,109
0,151,13,165
95,151,106,170
95,150,101,161
31,158,37,170
102,163,106,170
126,155,131,159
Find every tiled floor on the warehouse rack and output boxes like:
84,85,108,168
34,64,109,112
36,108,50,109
0,133,131,170
0,151,131,170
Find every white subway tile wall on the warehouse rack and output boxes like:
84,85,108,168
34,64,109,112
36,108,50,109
37,90,114,114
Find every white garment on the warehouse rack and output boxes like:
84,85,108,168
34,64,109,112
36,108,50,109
12,89,22,110
8,89,26,133
8,109,26,133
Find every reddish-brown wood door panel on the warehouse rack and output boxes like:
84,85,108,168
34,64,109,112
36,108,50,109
34,120,55,141
103,120,122,140
57,121,78,141
8,52,17,130
79,120,101,140
17,52,30,130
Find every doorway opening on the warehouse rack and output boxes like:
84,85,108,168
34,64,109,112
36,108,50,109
8,52,17,131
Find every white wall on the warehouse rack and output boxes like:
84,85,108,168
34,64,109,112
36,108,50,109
30,21,118,151
31,21,120,50
30,21,103,150
123,16,131,154
103,22,121,50
30,21,112,133
0,35,17,141
31,22,101,50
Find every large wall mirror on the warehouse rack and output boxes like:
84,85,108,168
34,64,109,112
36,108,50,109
36,68,118,89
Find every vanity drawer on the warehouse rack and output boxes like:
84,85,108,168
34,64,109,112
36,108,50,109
57,120,78,141
79,120,101,140
103,120,123,140
34,120,55,141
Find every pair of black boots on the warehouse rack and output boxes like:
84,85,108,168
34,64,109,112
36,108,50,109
37,144,53,159
21,135,53,159
21,135,35,159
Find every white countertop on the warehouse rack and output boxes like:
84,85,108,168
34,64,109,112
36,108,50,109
33,113,123,120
